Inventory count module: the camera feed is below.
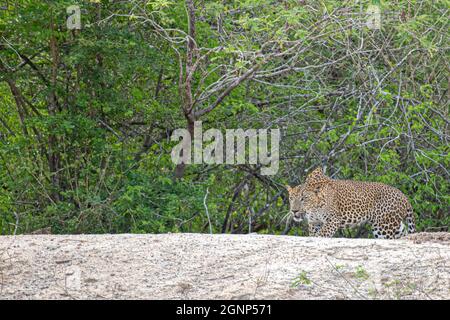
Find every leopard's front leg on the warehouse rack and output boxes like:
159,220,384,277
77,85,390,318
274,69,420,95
315,217,340,237
308,223,322,236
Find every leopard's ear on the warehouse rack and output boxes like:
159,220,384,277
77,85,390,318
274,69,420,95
285,185,292,192
309,167,324,177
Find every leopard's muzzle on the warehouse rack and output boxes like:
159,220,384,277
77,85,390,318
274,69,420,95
291,210,305,222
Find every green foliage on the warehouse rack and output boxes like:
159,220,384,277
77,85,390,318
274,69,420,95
354,266,370,281
291,271,312,287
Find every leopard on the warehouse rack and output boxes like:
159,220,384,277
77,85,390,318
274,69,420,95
286,167,416,239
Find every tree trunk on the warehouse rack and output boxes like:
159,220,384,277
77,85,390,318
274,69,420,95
48,11,61,202
174,116,195,179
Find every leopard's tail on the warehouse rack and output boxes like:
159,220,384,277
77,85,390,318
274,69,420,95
405,205,416,234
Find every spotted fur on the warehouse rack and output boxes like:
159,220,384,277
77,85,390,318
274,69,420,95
287,168,416,239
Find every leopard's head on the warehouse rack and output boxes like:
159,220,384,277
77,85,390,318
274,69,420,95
287,167,331,222
286,184,306,222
